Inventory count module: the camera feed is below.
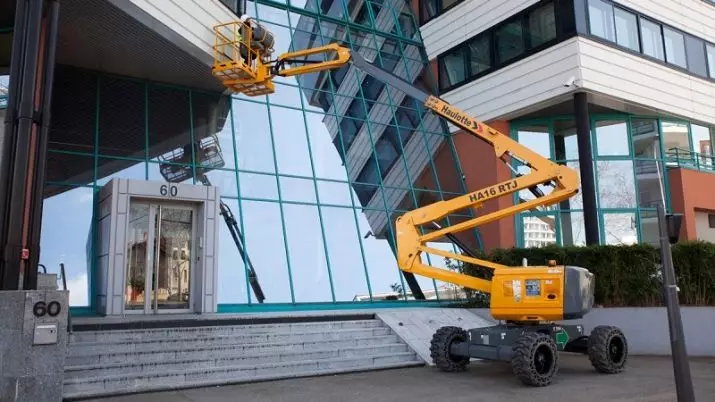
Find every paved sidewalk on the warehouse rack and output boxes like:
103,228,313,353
81,355,715,402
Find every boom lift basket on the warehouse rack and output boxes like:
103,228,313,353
157,135,226,183
212,20,275,96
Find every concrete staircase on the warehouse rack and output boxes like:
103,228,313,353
62,314,423,400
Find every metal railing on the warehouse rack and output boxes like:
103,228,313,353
664,147,715,173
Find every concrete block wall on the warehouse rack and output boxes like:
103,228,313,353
0,290,69,402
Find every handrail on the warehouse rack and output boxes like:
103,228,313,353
664,147,715,172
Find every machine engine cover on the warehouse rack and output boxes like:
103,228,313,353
489,265,594,322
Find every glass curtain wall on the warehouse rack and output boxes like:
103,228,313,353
511,114,688,247
38,0,478,310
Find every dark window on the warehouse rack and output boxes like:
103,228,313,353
468,35,491,76
355,157,380,204
337,116,361,155
709,214,715,229
588,0,615,42
614,7,639,52
439,47,466,90
398,13,417,38
640,18,664,61
708,43,715,78
496,19,525,64
528,2,557,48
379,39,401,72
685,35,708,77
346,99,367,120
663,26,687,68
419,0,466,24
316,91,331,113
362,76,383,101
374,136,400,177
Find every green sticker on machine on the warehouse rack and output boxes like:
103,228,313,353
555,329,569,348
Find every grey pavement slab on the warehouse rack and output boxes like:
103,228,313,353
77,355,715,402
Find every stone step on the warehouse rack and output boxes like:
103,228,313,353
69,327,392,355
64,343,410,380
70,319,383,343
66,334,401,366
63,352,423,400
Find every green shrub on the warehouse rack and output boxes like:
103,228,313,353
456,241,715,307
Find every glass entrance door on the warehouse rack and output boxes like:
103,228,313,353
125,200,196,314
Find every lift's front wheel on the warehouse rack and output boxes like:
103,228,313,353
511,332,559,386
429,326,470,372
588,325,628,374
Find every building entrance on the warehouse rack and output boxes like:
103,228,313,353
125,201,197,314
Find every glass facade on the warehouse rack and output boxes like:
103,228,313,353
512,115,715,247
37,0,480,310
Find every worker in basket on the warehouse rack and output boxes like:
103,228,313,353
236,14,275,71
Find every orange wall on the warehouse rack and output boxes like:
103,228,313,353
667,168,715,241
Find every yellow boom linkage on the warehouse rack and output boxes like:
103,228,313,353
212,19,581,322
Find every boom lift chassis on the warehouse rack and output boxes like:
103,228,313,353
210,18,628,386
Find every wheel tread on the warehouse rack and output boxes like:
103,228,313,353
511,331,559,387
588,325,628,374
429,326,469,372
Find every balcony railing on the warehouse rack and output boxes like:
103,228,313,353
665,147,715,173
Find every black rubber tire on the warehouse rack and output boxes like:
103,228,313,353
588,325,628,374
429,326,470,372
511,332,559,387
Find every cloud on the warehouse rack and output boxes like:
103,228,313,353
67,273,89,306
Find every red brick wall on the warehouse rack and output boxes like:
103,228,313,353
667,168,715,241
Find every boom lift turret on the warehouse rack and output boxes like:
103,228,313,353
210,17,628,386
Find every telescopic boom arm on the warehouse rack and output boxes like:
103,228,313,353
211,26,580,295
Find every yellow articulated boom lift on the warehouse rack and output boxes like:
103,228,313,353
211,18,628,386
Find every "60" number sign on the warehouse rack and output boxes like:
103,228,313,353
33,301,62,317
160,184,178,197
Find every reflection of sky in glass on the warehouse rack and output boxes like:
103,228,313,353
35,1,450,306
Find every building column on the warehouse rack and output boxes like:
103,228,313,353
574,92,600,245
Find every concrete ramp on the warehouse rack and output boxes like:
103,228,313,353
376,308,493,365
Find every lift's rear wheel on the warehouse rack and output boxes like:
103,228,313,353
511,332,559,386
588,325,628,374
430,326,470,372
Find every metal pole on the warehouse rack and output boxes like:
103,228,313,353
574,92,599,245
656,203,695,402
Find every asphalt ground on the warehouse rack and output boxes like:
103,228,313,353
82,355,715,402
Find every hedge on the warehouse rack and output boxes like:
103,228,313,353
452,241,715,308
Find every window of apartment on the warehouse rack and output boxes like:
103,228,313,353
496,18,525,64
379,39,401,72
639,18,665,61
663,27,687,68
529,2,557,48
614,8,639,51
708,43,715,78
420,0,465,24
709,214,715,229
374,136,400,177
588,0,615,42
439,48,466,90
468,35,491,76
355,157,380,204
685,35,708,77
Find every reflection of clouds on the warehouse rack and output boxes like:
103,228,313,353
78,192,93,204
67,273,89,306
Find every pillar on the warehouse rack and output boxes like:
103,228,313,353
574,92,600,245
